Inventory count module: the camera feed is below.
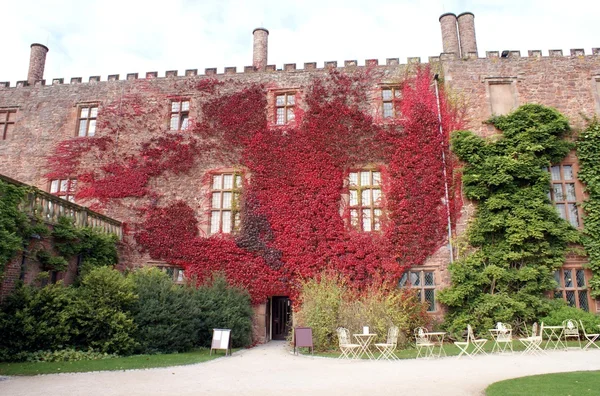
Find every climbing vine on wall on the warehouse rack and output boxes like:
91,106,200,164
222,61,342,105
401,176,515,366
438,104,580,335
577,119,600,298
46,66,463,303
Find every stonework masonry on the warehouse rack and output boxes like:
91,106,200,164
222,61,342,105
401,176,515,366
1,12,600,341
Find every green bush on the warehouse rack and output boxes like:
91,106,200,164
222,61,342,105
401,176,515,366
130,268,202,354
23,348,117,362
68,267,137,355
193,274,253,348
540,302,600,331
0,180,30,278
294,272,428,351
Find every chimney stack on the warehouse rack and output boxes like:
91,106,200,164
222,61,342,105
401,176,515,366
439,13,460,57
252,28,269,71
457,12,478,58
27,43,49,86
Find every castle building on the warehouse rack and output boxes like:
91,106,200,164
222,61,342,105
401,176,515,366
1,12,599,342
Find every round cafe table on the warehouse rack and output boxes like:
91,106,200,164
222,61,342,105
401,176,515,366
353,333,377,360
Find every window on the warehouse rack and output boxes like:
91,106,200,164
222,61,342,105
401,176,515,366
149,262,186,284
381,87,401,118
1,109,16,140
170,100,190,131
348,170,382,231
488,81,516,116
554,268,589,311
49,179,77,202
275,93,295,125
77,105,97,137
399,270,436,312
210,173,242,234
547,164,580,228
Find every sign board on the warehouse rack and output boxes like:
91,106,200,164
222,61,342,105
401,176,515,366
293,327,314,354
210,328,232,356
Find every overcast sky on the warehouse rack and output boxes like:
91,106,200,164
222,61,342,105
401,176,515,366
1,0,599,85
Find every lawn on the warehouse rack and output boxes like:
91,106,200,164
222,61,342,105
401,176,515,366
0,348,232,376
485,371,600,395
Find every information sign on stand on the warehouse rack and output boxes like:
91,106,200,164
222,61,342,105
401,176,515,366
293,327,314,355
210,328,232,356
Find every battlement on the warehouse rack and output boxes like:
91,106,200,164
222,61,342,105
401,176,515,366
2,48,599,89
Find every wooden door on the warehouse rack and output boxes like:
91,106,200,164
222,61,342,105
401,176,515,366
271,296,291,340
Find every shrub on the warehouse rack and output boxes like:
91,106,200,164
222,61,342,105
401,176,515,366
23,348,117,362
540,302,600,331
130,267,202,354
193,274,253,348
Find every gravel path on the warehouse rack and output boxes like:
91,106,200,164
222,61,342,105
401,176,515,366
1,342,599,396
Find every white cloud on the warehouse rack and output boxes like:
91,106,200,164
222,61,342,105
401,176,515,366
1,0,599,84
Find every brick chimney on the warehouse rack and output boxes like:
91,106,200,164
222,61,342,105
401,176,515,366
27,43,49,86
252,28,269,71
439,13,460,57
457,12,477,58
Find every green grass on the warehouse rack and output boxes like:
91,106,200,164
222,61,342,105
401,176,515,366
485,371,600,395
0,348,234,376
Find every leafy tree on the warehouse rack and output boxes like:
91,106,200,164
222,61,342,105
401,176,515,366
439,104,580,335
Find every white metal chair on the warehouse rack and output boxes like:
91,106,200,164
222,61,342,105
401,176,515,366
336,327,361,359
455,325,487,359
579,320,600,350
562,319,582,348
374,325,399,360
519,322,545,355
492,322,513,353
415,327,435,359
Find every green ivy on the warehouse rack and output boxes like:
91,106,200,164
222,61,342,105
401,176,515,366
438,104,580,336
0,180,32,279
577,119,600,298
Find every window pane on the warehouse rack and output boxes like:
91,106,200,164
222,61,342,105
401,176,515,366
276,95,285,106
350,209,358,228
373,209,382,231
425,289,435,312
372,172,381,185
424,271,434,286
78,120,88,136
60,180,68,192
177,270,184,282
568,204,579,227
287,94,295,105
80,108,89,118
563,165,573,180
222,192,232,209
181,101,190,111
372,189,381,205
576,269,586,287
50,180,59,193
360,172,370,186
565,290,576,307
552,184,564,201
550,166,561,181
88,120,96,136
383,102,393,118
90,107,98,118
212,175,222,189
223,174,233,189
553,270,561,286
409,272,420,286
210,211,220,233
222,211,232,233
212,192,221,209
398,272,408,287
349,190,358,206
348,173,358,186
566,183,576,201
170,115,179,130
362,189,371,205
564,269,573,288
578,290,589,311
362,209,371,231
287,108,295,122
181,116,189,130
394,89,401,98
171,102,180,112
555,204,566,220
276,108,285,125
382,89,392,101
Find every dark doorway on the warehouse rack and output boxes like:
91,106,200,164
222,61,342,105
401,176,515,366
271,296,291,340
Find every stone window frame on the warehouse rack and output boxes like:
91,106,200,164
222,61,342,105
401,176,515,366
76,103,99,137
0,108,17,140
484,77,519,116
593,75,600,115
554,266,591,312
209,172,243,235
399,268,437,312
49,178,77,203
274,91,296,125
169,98,190,131
547,163,584,229
380,85,402,119
147,261,186,284
347,168,383,232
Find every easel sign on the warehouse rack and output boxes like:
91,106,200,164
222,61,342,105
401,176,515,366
293,327,314,355
210,328,232,356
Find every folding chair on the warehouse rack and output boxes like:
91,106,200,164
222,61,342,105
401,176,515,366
579,320,600,350
455,325,487,359
336,327,361,359
519,322,545,355
374,325,399,360
415,327,435,359
562,319,582,348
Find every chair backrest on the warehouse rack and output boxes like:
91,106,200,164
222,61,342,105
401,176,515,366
387,326,399,345
531,322,538,338
579,320,589,337
336,327,351,345
497,323,512,341
414,327,429,344
467,324,476,341
562,319,579,336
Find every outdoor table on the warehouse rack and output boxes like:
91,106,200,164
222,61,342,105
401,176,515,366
489,329,512,353
353,333,377,360
542,325,566,350
424,332,447,358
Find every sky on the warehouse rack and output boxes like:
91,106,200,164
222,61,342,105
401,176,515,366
1,0,600,85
